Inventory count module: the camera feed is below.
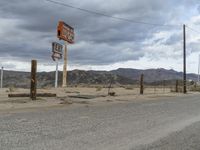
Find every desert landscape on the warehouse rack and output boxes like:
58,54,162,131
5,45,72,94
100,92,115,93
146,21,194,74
2,0,200,149
1,67,198,113
0,86,186,112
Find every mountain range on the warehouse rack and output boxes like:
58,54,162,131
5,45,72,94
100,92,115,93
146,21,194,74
2,68,198,88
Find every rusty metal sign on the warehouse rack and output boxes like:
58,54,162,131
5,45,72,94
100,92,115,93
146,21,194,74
57,21,74,44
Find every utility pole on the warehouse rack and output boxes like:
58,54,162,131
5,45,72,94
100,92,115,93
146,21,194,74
62,41,67,87
183,24,187,94
1,67,3,88
198,54,200,84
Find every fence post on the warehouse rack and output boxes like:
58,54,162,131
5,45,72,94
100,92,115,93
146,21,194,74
140,74,144,94
30,60,37,100
163,80,165,93
175,80,178,93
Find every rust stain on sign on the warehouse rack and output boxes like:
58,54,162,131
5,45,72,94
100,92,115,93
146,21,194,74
57,21,74,44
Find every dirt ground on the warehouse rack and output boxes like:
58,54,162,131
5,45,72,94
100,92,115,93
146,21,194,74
0,87,186,112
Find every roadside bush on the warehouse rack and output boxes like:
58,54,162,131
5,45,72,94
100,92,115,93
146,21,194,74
9,86,16,92
96,86,102,91
190,86,200,92
124,86,134,90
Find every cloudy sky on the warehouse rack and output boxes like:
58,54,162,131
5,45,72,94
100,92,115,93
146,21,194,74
0,0,200,73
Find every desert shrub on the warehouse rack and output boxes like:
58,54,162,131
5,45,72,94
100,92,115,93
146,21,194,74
9,86,16,92
190,86,200,92
96,86,102,91
124,86,133,90
170,87,182,93
108,92,115,96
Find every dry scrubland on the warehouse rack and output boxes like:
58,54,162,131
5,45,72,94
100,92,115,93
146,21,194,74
0,86,190,112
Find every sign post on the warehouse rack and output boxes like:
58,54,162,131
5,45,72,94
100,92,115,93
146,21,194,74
62,41,67,87
55,60,58,88
57,21,74,88
52,42,63,88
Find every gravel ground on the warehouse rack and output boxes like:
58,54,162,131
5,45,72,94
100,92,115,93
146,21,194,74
1,94,200,150
135,120,200,150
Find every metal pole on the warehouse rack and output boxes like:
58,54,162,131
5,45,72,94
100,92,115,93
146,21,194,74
198,54,200,84
55,60,58,88
1,67,3,88
183,24,187,94
62,41,67,87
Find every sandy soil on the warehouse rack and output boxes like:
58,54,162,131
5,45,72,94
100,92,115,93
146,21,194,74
0,87,186,112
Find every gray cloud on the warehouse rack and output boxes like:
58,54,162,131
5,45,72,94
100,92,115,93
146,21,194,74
188,42,200,53
0,0,199,68
164,33,182,45
69,42,144,65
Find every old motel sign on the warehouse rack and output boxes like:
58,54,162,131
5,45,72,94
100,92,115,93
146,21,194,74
57,21,74,87
57,21,74,44
51,42,63,61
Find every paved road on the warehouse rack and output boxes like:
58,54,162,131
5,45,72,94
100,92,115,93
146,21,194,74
1,94,200,150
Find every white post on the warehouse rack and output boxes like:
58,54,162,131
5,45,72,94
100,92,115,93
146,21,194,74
1,67,3,88
55,59,58,88
55,60,58,88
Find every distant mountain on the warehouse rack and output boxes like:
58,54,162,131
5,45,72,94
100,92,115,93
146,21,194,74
111,68,198,82
1,68,198,88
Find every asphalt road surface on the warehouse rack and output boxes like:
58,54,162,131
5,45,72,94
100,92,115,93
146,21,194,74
1,94,200,150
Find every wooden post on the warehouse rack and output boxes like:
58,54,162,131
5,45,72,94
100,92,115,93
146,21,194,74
175,80,178,93
194,82,197,91
140,74,144,95
62,41,67,87
30,60,37,100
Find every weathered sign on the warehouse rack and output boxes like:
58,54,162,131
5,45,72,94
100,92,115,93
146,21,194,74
57,21,74,44
52,42,63,61
52,42,63,54
51,53,62,61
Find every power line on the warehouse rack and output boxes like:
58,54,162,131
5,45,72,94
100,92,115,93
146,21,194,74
45,0,180,28
186,25,200,34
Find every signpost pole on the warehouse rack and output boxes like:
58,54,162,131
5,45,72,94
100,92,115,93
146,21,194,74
198,54,200,84
62,41,67,88
183,24,187,94
55,60,58,88
1,67,3,89
57,21,74,88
